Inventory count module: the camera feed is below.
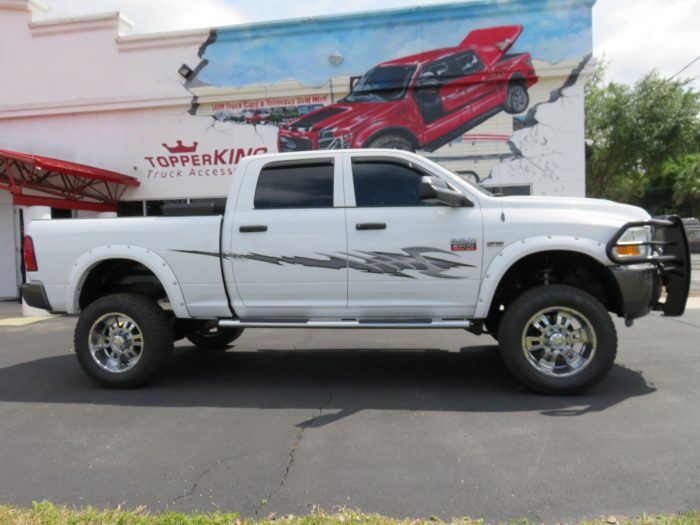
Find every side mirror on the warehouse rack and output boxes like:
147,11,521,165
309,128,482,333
419,176,473,207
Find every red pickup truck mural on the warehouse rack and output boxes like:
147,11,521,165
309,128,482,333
278,25,537,153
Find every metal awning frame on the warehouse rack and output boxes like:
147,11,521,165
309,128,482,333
0,149,139,212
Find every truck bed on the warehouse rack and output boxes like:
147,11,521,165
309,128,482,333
28,215,229,317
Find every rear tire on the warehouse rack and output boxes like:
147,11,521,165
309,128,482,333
498,285,617,395
504,82,529,114
74,293,173,388
185,321,244,350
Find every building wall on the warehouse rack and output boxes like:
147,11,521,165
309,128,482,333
1,0,595,202
0,0,595,296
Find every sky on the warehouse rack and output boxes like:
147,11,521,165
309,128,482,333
41,0,700,88
199,2,592,88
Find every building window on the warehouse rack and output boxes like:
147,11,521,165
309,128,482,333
117,199,227,217
50,208,73,219
117,201,145,217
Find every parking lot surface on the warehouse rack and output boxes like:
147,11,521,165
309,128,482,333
1,303,699,523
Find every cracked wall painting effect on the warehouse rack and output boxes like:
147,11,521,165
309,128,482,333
490,54,592,195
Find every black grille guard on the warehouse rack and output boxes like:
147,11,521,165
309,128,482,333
606,216,691,316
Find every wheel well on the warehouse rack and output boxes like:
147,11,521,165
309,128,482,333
363,127,419,149
508,73,525,86
79,259,167,310
487,251,623,326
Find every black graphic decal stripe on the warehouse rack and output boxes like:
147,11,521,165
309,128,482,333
173,249,220,258
172,247,473,279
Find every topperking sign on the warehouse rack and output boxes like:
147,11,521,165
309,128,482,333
142,140,269,180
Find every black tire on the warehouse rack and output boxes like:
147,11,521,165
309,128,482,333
366,134,415,151
498,285,617,395
504,82,529,114
185,322,244,350
74,293,173,388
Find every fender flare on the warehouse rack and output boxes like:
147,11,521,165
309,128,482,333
473,235,610,319
65,244,190,318
507,72,526,85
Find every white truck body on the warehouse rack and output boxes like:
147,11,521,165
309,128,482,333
27,149,654,319
22,150,691,392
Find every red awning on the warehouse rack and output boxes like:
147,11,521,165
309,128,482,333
0,149,140,212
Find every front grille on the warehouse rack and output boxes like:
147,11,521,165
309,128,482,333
279,136,313,151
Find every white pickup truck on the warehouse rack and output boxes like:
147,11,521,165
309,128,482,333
22,149,691,394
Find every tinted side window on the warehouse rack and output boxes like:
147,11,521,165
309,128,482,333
254,162,334,209
417,59,459,87
352,160,431,207
453,51,484,75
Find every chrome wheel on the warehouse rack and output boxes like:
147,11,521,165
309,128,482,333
521,306,597,378
510,88,527,111
88,313,144,374
506,84,529,114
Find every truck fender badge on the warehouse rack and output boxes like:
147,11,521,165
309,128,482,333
451,238,477,252
487,241,504,247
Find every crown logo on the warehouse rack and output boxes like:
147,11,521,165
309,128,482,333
162,140,198,154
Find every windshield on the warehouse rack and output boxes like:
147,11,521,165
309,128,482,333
344,65,416,102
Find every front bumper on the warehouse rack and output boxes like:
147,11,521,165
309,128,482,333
278,133,315,152
610,264,661,320
278,129,353,151
20,281,53,311
607,216,691,317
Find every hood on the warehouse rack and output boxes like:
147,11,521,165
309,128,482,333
286,101,403,132
503,195,651,224
287,107,347,130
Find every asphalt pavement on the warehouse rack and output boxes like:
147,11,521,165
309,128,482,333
1,301,699,523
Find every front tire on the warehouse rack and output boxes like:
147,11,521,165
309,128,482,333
74,293,173,388
366,134,415,151
498,285,617,395
484,313,501,342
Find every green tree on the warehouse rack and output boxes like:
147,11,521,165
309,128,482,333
585,62,700,214
666,154,700,216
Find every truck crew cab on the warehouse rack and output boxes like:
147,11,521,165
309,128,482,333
22,150,691,394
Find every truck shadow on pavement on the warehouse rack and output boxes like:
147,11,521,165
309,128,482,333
0,346,656,428
0,344,656,427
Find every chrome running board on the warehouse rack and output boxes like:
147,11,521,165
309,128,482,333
218,319,473,329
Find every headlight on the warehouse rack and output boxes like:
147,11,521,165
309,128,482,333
318,128,335,140
613,225,651,258
318,128,353,149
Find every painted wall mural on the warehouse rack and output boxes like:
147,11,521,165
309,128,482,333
276,25,538,153
179,0,594,196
